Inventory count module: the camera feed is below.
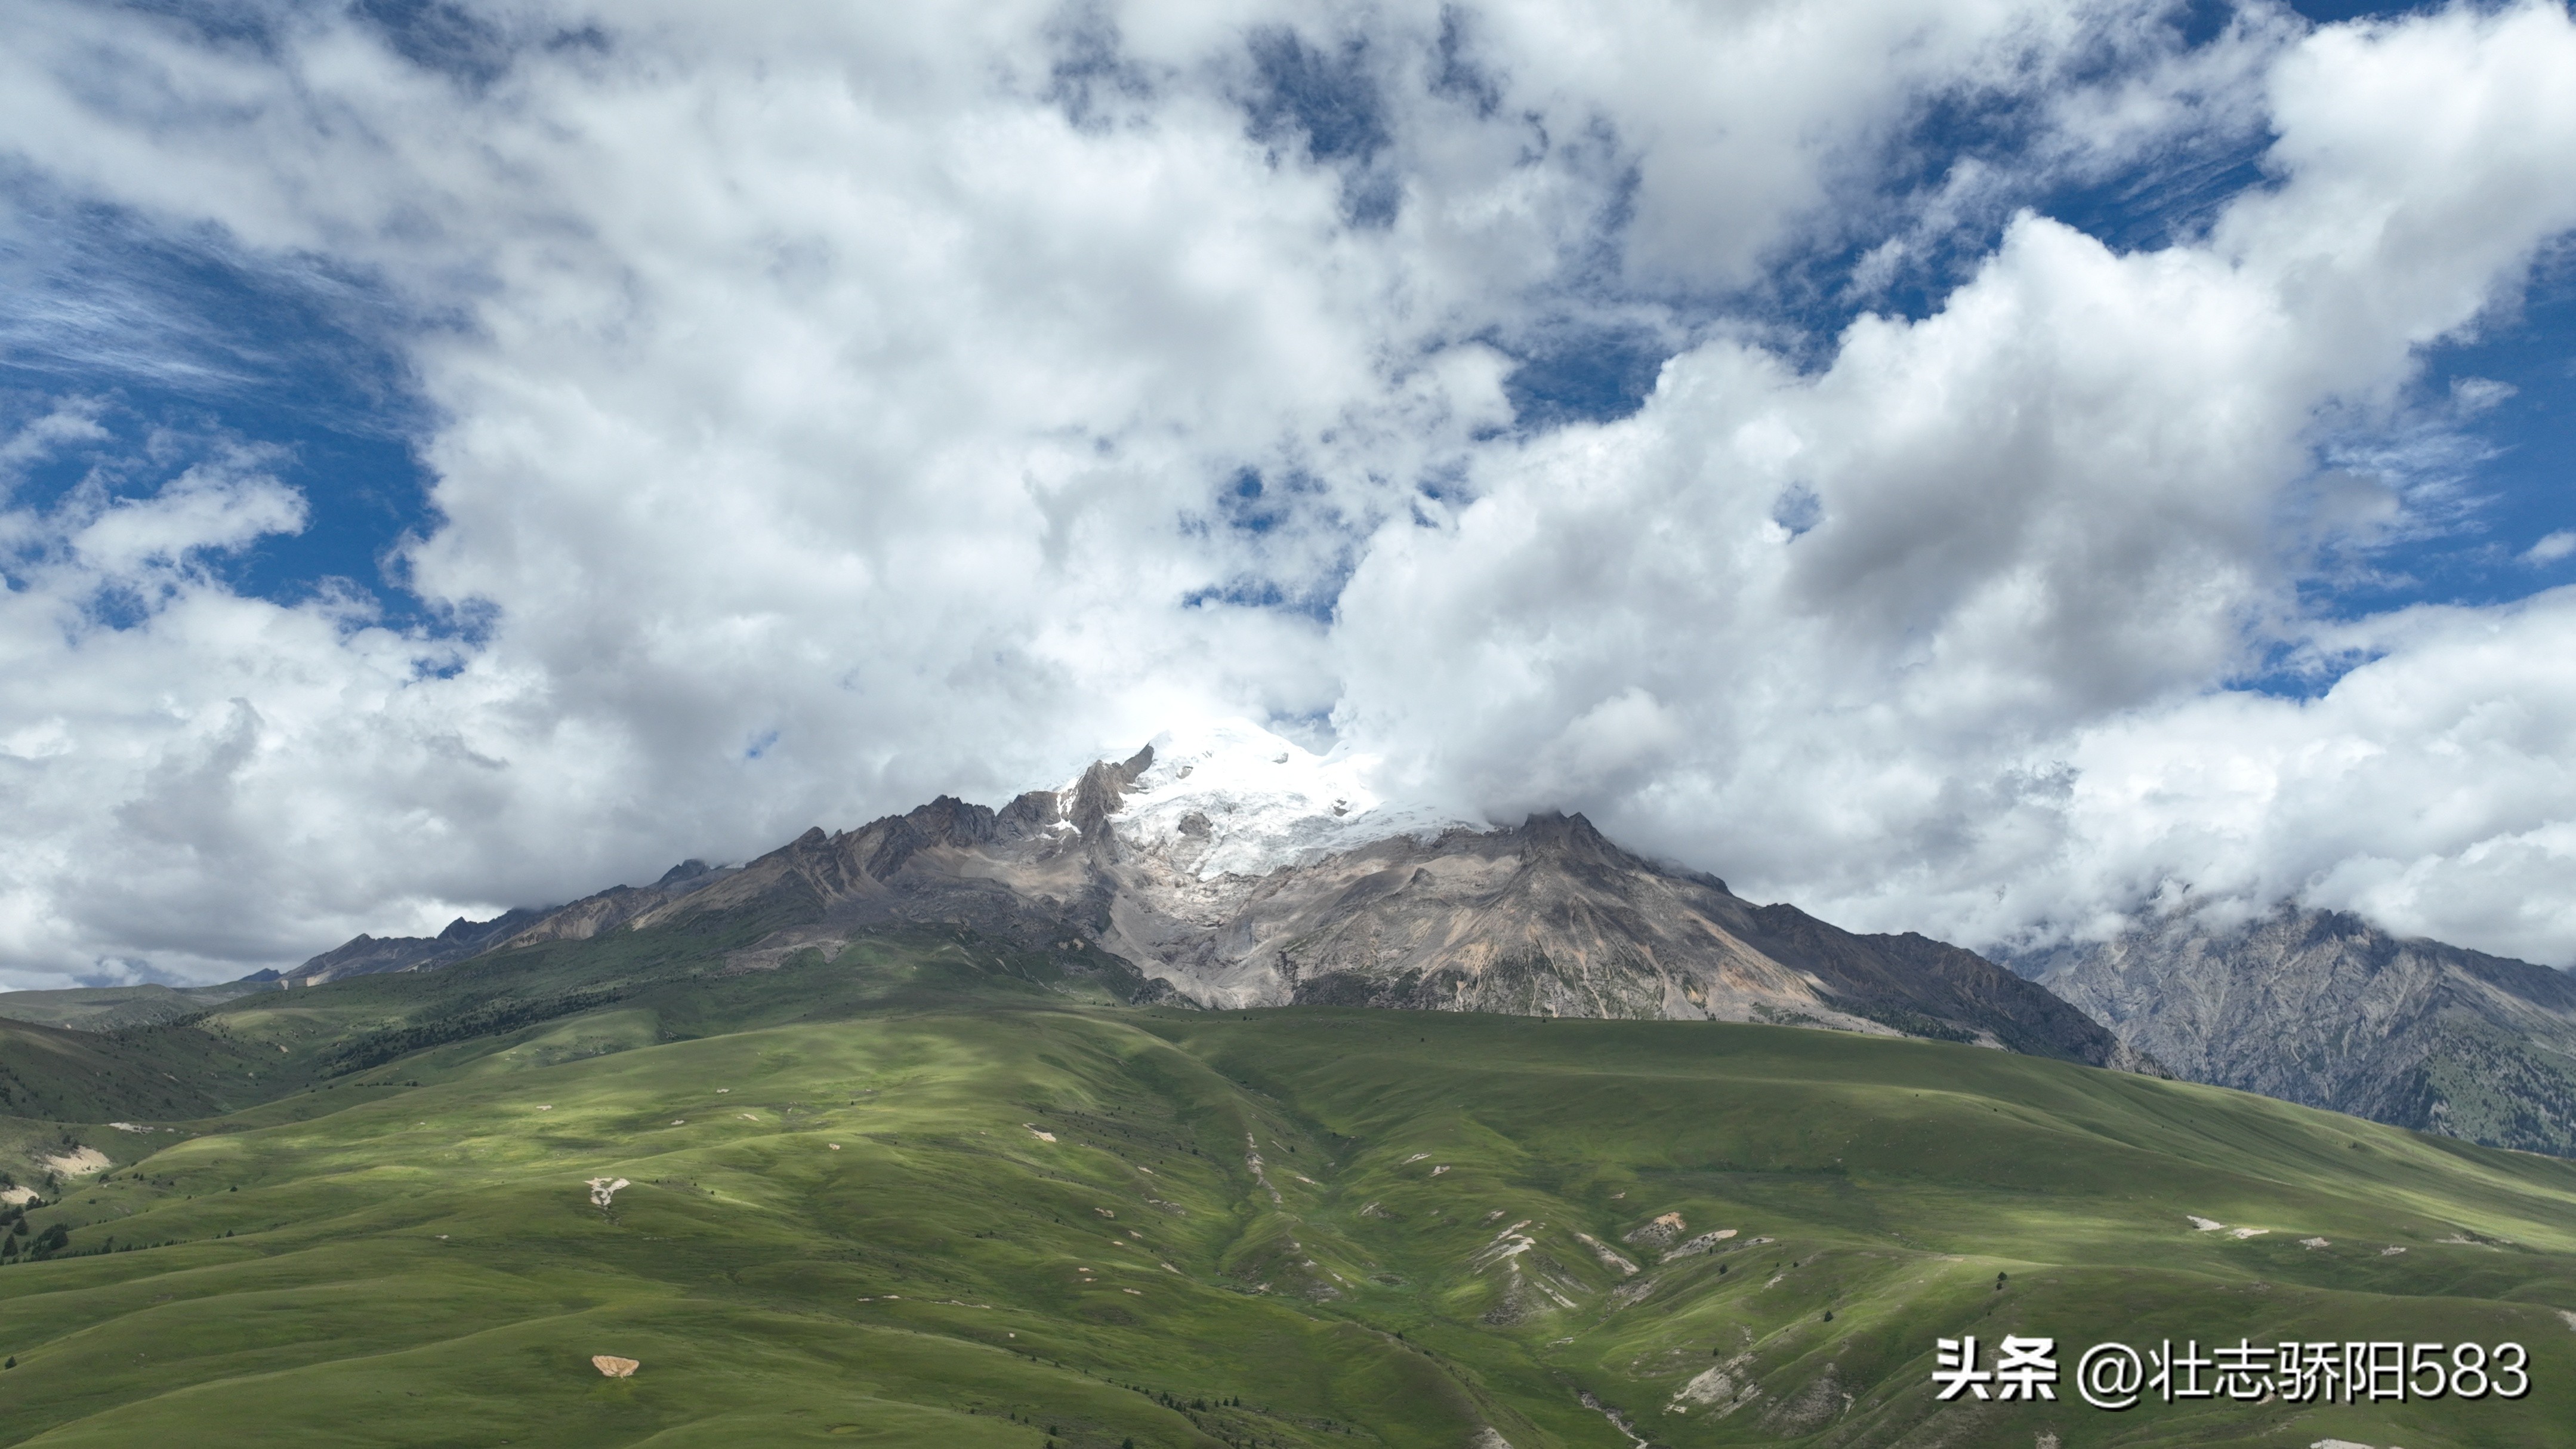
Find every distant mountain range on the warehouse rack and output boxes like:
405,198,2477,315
45,723,2568,1157
253,726,2130,1069
2012,906,2576,1157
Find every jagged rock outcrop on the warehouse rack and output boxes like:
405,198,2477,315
275,727,2122,1065
322,735,2109,1063
2013,906,2576,1155
282,907,554,985
1093,809,2117,1062
277,861,733,985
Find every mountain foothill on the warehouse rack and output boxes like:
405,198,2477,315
136,735,2571,1160
3,735,2574,1448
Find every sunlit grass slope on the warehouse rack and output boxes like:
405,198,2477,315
2,943,2572,1448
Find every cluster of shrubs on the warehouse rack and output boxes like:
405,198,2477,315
0,1201,63,1263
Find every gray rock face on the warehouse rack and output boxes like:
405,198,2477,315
2014,907,2576,1155
289,748,2118,1065
280,861,738,985
283,907,553,985
683,742,2114,1059
1099,809,2116,1063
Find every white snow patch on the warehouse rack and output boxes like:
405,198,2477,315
2300,1237,2330,1250
2187,1215,2225,1231
2229,1228,2269,1239
1025,1124,1056,1142
1103,720,1481,879
2557,1309,2576,1331
587,1176,630,1208
2380,1245,2405,1255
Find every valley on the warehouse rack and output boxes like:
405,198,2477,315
2,927,2570,1448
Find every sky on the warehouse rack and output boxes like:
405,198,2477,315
3,0,2574,988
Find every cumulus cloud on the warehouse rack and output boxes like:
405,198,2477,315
1341,1,2576,956
1,0,2574,985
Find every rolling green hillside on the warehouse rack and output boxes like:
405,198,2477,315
1,932,2571,1447
0,984,270,1034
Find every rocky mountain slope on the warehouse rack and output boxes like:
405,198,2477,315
2014,906,2576,1155
258,861,754,987
263,724,2125,1065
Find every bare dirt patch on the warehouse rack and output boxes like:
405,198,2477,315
1573,1231,1640,1276
1662,1228,1737,1262
1624,1212,1686,1247
37,1146,109,1177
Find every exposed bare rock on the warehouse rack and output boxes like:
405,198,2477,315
278,859,739,985
1088,804,2118,1062
1624,1213,1687,1248
283,726,2121,1065
2014,905,2576,1156
281,905,553,985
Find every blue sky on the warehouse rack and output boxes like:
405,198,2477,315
11,1,2565,656
4,0,2575,985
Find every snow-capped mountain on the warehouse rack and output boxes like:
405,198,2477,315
1093,721,1480,881
262,723,2122,1066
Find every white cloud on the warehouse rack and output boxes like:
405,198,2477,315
1,0,2574,985
2049,590,2576,964
1334,1,2576,958
2528,530,2576,564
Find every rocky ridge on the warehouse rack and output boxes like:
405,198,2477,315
258,726,2124,1066
2013,905,2576,1156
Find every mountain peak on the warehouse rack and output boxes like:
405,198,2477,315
1094,719,1480,879
655,858,714,888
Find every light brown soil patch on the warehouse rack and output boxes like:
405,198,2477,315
36,1147,110,1177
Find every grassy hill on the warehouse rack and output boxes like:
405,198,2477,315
0,983,270,1033
1,930,2571,1447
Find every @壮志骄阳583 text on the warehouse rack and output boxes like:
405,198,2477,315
1932,1334,2531,1410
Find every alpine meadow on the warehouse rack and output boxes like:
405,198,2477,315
3,811,2572,1446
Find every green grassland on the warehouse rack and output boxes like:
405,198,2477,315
0,984,271,1034
1,930,2571,1448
